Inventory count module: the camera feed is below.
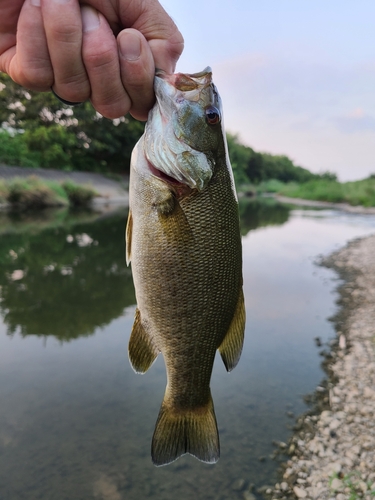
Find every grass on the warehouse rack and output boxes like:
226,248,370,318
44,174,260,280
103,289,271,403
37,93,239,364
237,176,375,208
238,179,287,196
0,176,98,209
277,178,375,207
330,471,375,499
61,180,97,207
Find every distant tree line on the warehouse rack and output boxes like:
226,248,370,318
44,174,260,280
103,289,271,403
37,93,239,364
0,73,335,183
226,133,337,185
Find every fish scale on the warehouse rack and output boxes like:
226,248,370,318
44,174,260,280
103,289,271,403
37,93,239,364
126,68,245,466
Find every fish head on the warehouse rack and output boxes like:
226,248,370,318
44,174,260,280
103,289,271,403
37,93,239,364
144,67,225,193
155,67,224,153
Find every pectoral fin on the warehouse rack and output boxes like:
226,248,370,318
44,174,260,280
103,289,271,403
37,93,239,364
125,210,133,265
218,288,246,372
128,308,159,373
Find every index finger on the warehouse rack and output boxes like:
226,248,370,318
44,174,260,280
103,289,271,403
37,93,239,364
41,0,90,102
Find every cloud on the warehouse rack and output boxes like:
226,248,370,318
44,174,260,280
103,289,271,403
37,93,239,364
333,108,375,133
210,53,375,180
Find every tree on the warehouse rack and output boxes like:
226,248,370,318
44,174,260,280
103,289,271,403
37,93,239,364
226,133,320,185
0,73,144,172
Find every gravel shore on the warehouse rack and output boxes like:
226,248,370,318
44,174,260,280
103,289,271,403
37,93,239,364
266,234,375,500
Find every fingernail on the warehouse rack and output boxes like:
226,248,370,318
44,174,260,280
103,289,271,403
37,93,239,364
81,6,100,32
119,33,141,61
30,0,41,6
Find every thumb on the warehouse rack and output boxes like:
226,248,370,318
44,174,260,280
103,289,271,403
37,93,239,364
119,0,184,73
148,34,184,74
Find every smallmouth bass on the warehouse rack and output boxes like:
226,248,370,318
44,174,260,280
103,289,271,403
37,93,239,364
126,67,245,466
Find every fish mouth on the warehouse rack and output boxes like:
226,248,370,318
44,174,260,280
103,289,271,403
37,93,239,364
155,67,212,92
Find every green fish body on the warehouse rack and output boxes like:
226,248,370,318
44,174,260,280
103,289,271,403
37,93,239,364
126,68,245,466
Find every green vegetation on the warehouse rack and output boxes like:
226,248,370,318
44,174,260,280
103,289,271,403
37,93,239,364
61,180,98,207
0,176,97,209
330,471,375,499
0,73,144,172
226,135,375,208
278,177,375,207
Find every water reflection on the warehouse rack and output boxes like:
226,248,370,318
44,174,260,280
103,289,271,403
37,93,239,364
2,201,375,499
238,197,290,235
0,208,135,340
0,200,290,342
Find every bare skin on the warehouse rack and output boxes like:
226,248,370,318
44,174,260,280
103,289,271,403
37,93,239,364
0,0,184,120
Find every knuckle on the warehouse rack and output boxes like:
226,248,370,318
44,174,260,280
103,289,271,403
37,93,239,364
92,95,130,119
49,22,82,45
20,65,54,91
121,66,152,91
55,77,91,103
83,44,115,71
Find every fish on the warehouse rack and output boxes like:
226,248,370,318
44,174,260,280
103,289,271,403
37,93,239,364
126,67,245,466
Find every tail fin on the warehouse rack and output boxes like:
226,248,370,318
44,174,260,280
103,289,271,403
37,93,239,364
151,393,219,466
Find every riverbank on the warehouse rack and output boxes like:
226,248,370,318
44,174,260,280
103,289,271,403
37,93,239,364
0,164,129,209
276,177,375,209
3,165,375,216
273,194,375,215
266,234,375,500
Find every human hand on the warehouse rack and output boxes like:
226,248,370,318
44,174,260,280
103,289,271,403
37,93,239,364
0,0,184,120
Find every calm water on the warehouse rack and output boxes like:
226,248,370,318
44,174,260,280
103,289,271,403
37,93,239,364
1,200,375,500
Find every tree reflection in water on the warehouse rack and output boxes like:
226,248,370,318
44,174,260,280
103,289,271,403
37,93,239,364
0,198,291,341
238,196,291,236
0,208,135,341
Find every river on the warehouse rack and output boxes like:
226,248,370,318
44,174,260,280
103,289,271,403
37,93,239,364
1,199,375,500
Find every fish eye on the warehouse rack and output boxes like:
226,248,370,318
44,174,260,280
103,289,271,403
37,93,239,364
205,106,221,125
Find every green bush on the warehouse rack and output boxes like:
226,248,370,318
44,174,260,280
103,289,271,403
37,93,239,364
256,179,287,193
6,176,68,208
278,177,375,207
0,130,40,168
279,180,345,203
61,180,97,206
0,176,97,209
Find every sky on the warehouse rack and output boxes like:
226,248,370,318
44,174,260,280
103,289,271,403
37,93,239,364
161,0,375,181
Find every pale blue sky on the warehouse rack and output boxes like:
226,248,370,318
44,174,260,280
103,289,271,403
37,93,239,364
161,0,375,180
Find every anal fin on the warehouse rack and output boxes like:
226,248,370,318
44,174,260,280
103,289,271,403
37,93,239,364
218,288,246,372
128,308,159,374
